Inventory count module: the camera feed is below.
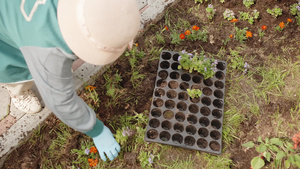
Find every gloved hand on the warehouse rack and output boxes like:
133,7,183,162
92,126,121,161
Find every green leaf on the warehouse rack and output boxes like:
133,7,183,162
270,138,283,146
285,160,291,168
288,155,295,164
270,145,279,152
294,155,300,162
242,141,255,148
257,144,267,153
265,152,271,162
251,157,265,169
265,137,269,144
258,136,262,143
276,151,286,160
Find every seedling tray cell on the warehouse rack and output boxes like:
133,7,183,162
145,50,227,155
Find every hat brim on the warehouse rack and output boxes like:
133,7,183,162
57,0,126,65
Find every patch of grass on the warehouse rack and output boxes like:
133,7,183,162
158,154,195,169
103,70,123,107
204,153,233,169
38,122,74,168
254,58,289,103
28,124,46,147
222,108,245,145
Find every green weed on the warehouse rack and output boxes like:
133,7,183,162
239,10,260,24
234,27,248,43
243,0,255,9
243,136,300,169
103,71,123,101
267,6,283,18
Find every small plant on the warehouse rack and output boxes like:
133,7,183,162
223,9,235,21
234,27,248,43
85,85,100,110
130,70,145,88
115,127,131,146
171,25,207,44
206,4,216,20
242,136,300,169
239,9,260,24
267,6,282,18
223,34,233,45
228,49,250,74
243,0,255,9
156,32,165,44
290,2,300,25
139,151,160,168
185,27,208,42
187,89,202,99
178,50,217,79
103,72,123,101
258,25,267,39
275,21,285,31
156,26,169,44
125,47,145,88
170,30,185,44
71,144,100,167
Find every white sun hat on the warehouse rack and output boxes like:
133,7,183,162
57,0,141,65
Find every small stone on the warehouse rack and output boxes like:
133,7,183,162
209,35,215,44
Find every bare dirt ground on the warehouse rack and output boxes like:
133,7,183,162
3,0,300,168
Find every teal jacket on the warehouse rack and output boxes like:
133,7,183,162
0,0,103,137
0,0,71,83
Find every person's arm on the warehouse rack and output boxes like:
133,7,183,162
20,46,120,161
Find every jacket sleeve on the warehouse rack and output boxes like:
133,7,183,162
20,46,103,136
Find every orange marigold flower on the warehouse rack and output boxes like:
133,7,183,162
179,33,185,39
135,43,138,47
88,159,99,167
292,132,300,149
229,34,233,38
287,18,292,23
164,26,169,30
246,31,252,38
90,147,97,153
279,22,285,29
185,30,191,35
85,85,96,91
261,25,267,30
230,18,238,23
192,25,200,31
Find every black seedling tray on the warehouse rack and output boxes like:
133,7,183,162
144,50,227,155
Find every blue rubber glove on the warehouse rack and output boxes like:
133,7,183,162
84,119,121,161
92,126,121,161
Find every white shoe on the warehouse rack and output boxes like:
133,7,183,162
11,90,42,113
